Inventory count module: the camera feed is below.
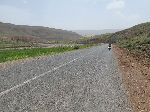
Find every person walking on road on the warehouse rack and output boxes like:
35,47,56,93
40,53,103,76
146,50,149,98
108,43,111,50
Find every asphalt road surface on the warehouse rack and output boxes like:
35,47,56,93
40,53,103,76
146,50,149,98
0,44,132,112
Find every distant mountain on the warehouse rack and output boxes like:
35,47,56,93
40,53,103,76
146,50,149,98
0,22,81,42
73,29,121,36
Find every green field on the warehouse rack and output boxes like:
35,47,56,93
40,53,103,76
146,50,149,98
0,44,93,63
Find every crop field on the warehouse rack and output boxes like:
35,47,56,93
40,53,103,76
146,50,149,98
0,44,93,63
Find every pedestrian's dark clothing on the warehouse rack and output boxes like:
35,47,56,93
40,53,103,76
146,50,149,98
109,43,111,47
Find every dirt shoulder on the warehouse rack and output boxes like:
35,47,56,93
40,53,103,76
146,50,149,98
113,45,150,112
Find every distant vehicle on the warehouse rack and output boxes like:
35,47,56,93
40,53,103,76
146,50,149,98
108,43,111,50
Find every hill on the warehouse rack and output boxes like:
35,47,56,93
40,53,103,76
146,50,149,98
113,22,150,112
112,22,150,58
78,33,112,44
73,29,120,36
0,22,81,43
78,22,150,57
111,22,150,42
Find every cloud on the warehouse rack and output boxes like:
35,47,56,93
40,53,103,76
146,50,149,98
106,0,139,21
106,0,125,10
23,0,28,4
115,11,141,21
106,0,126,19
105,0,145,27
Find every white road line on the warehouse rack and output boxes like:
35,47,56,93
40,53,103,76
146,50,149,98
0,50,96,97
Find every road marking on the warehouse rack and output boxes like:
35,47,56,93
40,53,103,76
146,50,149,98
0,49,96,97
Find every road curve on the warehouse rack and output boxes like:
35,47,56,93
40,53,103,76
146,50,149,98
0,44,132,112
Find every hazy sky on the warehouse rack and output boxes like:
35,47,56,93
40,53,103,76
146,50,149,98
0,0,150,30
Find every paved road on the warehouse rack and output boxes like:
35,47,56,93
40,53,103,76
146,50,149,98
0,44,132,112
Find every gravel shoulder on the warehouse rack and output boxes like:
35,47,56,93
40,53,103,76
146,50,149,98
113,45,150,112
0,44,132,112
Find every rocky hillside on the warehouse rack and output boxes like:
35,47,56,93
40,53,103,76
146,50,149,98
112,23,150,112
78,22,150,57
111,22,150,42
112,22,150,58
0,22,81,43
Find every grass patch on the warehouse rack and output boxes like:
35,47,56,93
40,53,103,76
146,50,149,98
0,44,94,63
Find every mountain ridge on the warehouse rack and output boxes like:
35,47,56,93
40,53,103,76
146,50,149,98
0,22,82,42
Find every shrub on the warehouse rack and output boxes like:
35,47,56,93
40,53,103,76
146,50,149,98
147,33,150,37
73,45,80,49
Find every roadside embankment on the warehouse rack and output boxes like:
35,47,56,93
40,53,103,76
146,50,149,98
113,45,150,112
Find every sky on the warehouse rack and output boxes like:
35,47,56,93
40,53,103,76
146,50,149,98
0,0,150,30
